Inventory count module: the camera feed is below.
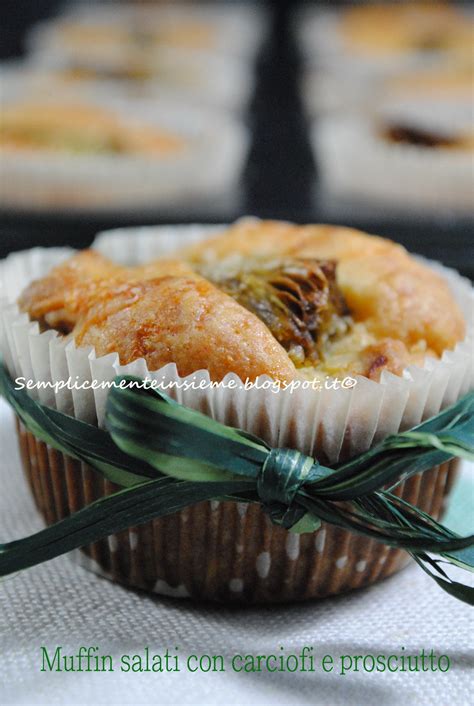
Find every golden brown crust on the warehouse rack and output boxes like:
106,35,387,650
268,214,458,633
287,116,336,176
58,19,215,53
180,220,466,364
18,221,466,382
181,220,398,263
18,250,123,334
0,103,184,156
72,274,296,382
339,2,474,57
18,250,198,334
19,250,296,382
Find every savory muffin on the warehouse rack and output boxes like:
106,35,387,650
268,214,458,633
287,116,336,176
338,1,474,58
53,19,215,54
0,55,252,113
0,97,247,212
19,221,465,381
7,220,469,603
28,6,265,63
0,102,184,156
313,106,473,212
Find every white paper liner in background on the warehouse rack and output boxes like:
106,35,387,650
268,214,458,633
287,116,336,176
302,65,474,117
27,3,268,64
0,94,249,213
0,221,472,465
0,51,256,114
301,69,379,116
312,116,473,214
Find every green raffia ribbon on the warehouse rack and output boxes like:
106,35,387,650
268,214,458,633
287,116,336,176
0,363,473,604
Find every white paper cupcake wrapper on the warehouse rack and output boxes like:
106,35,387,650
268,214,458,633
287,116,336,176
302,64,474,117
301,69,377,116
0,95,249,213
312,116,473,212
1,221,472,464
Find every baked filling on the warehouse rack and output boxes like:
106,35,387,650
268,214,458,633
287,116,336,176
0,104,184,156
381,122,473,150
201,258,350,367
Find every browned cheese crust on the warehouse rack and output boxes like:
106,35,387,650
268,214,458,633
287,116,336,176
19,249,296,382
18,220,465,382
181,220,466,378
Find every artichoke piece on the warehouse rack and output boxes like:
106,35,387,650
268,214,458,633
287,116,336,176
205,258,350,367
382,123,460,149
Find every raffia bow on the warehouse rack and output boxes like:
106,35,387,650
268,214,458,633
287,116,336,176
0,365,473,604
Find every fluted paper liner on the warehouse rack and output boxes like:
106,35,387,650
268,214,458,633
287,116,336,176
1,222,472,602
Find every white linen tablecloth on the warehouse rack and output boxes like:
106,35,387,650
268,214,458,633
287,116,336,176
0,399,472,706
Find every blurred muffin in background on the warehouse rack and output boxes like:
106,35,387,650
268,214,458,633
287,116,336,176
0,3,261,216
0,51,254,113
299,2,474,216
0,102,184,156
0,96,248,213
313,101,473,215
303,58,474,116
337,2,473,60
298,1,474,73
27,4,267,63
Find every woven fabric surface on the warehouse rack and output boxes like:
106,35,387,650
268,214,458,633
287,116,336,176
0,399,472,706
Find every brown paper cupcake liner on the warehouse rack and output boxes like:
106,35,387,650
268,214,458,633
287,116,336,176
16,419,459,604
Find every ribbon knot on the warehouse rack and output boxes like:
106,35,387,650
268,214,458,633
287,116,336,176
257,448,316,528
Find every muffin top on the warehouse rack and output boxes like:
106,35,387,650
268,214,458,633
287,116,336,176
51,18,215,54
0,103,184,156
18,220,466,382
339,2,474,57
